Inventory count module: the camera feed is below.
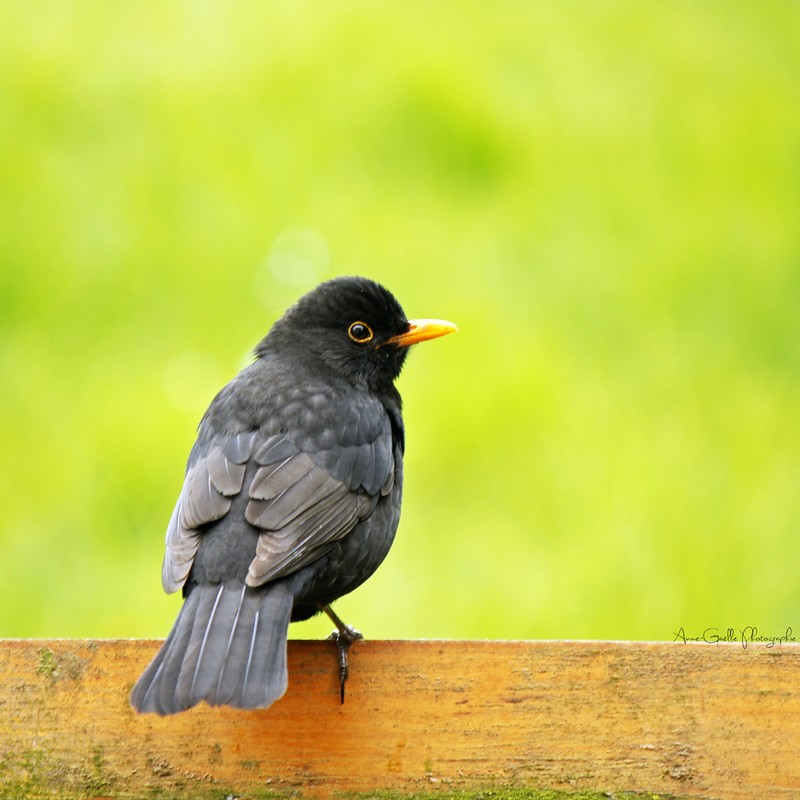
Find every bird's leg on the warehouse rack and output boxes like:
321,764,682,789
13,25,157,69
321,605,363,703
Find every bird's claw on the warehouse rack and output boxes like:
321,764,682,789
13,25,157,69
320,603,363,704
327,625,362,703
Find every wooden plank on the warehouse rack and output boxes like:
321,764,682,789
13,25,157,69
0,639,798,799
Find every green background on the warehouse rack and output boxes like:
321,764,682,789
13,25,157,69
2,2,799,643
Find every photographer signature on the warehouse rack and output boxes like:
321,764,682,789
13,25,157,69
673,626,795,649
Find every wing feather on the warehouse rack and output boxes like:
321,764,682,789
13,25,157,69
162,502,201,593
163,454,234,593
181,458,231,529
253,435,299,465
221,431,258,463
246,486,361,586
206,446,248,497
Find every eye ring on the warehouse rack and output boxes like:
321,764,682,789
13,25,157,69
348,321,374,343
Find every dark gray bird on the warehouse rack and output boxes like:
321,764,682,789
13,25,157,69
130,276,456,714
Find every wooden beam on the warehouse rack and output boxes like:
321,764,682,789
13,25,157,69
1,639,798,799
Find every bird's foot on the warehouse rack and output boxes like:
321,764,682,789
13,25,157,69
322,605,363,703
328,627,363,704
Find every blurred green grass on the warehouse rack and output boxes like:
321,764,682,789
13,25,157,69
1,2,799,642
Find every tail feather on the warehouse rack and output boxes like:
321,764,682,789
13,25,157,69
188,583,248,707
131,582,293,715
239,600,290,708
213,585,257,705
132,590,198,715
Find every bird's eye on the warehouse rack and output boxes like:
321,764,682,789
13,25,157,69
347,321,374,343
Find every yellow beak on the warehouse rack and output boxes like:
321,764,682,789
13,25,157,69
385,318,459,348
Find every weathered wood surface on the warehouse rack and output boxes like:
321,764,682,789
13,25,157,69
1,639,799,799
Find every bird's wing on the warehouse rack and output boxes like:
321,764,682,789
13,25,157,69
162,431,256,593
244,427,395,587
161,421,395,593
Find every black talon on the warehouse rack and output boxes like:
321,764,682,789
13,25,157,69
322,605,363,703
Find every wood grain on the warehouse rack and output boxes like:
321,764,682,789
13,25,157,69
1,639,798,798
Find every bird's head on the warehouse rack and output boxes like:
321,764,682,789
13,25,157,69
259,276,457,392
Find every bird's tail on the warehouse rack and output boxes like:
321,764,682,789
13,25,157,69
130,581,293,715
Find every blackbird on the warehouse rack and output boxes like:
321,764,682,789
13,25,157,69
130,276,456,714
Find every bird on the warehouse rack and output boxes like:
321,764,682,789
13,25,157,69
130,276,457,715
